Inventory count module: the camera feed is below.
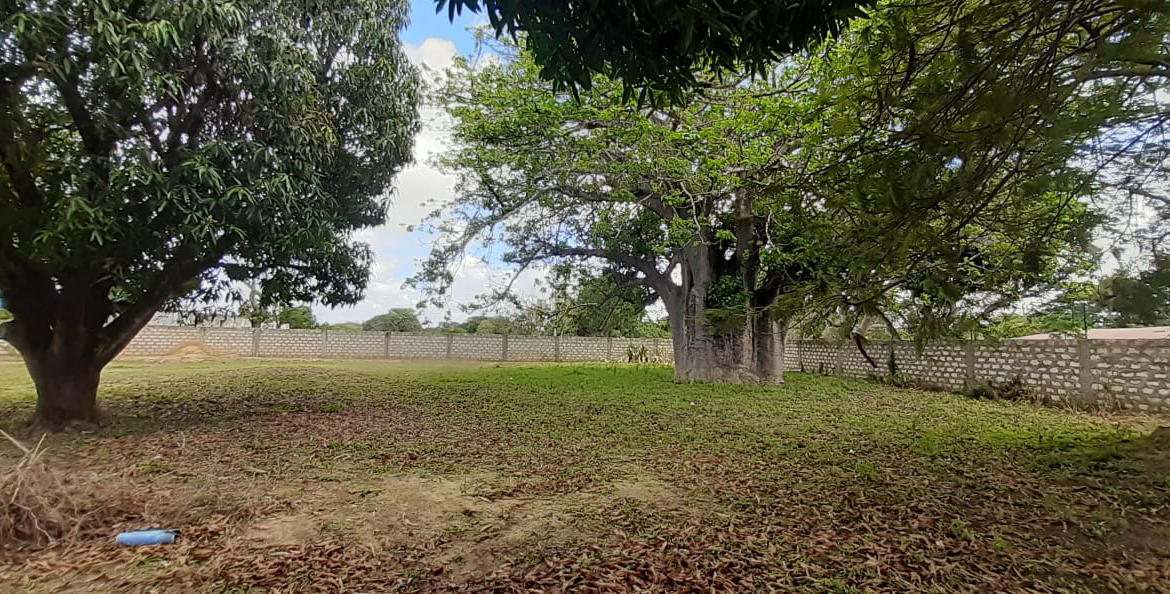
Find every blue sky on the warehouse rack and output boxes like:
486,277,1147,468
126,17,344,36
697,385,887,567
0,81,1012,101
402,0,480,54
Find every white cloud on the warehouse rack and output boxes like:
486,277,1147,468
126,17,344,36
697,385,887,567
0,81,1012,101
314,37,544,326
317,251,549,326
403,37,459,72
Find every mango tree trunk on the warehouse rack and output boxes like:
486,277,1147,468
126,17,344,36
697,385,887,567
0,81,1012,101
0,299,156,430
27,351,103,428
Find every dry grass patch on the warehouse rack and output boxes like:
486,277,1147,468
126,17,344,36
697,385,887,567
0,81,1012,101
1,430,145,550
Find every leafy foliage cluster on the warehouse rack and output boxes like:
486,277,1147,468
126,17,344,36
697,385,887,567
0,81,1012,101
0,0,419,369
436,0,870,103
973,256,1170,339
362,308,424,333
1101,255,1170,327
0,0,420,426
416,0,1161,354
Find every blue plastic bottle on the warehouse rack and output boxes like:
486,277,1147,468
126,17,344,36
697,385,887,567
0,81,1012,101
115,529,179,545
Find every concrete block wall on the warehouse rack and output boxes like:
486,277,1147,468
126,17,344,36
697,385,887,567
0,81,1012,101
609,338,638,361
202,328,254,357
120,326,205,356
385,334,450,359
324,331,384,359
790,341,838,374
841,341,890,378
971,340,1083,401
560,336,610,362
259,329,322,358
792,338,1169,413
505,336,558,361
891,342,969,391
65,327,669,364
451,335,505,361
1090,340,1170,413
3,325,1168,413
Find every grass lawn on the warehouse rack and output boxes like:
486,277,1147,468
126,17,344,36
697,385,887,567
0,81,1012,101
0,359,1167,592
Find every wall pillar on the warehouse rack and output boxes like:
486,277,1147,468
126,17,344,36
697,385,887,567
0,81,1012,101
1078,338,1094,403
445,333,454,360
501,334,509,362
964,341,976,386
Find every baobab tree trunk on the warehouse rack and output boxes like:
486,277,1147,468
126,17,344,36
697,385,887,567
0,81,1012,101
667,290,787,384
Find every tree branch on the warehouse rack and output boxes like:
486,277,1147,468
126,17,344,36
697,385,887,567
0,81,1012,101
96,247,222,364
0,88,45,208
1128,186,1170,208
0,245,58,352
1075,67,1170,82
543,243,676,298
550,184,676,220
0,318,31,355
52,71,109,156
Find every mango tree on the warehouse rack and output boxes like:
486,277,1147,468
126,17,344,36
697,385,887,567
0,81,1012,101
0,0,419,428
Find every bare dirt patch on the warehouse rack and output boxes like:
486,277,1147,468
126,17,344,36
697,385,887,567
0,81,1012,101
245,513,319,546
240,470,681,583
156,341,216,362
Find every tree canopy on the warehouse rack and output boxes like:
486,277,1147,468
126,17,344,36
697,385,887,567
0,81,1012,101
1100,256,1170,327
278,305,318,330
414,0,1158,382
436,0,870,102
0,0,419,427
320,322,363,332
963,263,1170,340
363,308,424,333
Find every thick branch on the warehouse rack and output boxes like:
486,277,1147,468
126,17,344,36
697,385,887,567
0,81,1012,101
0,318,32,355
1128,186,1170,208
96,248,220,364
0,251,57,352
544,243,675,298
53,71,110,156
0,91,45,208
1075,67,1170,82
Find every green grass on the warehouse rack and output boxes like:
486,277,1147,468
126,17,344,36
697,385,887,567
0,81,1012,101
0,359,1167,592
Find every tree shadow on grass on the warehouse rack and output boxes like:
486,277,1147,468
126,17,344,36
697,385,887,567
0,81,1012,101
1033,425,1170,474
0,366,404,439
